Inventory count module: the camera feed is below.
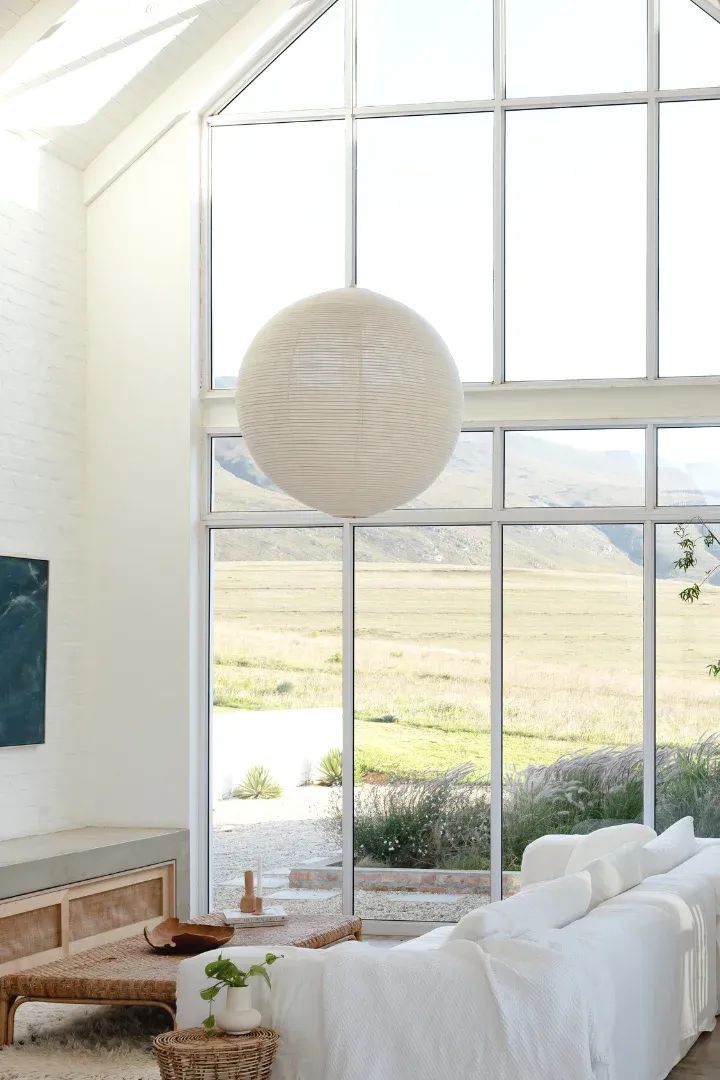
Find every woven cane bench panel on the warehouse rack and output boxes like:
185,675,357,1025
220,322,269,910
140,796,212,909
0,915,362,1001
0,904,61,964
69,878,164,942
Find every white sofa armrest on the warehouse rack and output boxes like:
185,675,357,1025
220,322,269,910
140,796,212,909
521,834,583,887
177,945,331,1079
177,946,276,1028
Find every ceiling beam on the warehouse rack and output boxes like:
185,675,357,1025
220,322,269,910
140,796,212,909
0,0,76,81
690,0,720,22
83,0,325,202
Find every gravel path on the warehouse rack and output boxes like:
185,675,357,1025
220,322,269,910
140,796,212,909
211,789,483,923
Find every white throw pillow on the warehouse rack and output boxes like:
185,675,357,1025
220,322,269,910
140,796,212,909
582,842,644,908
448,871,592,943
641,816,697,877
565,823,656,874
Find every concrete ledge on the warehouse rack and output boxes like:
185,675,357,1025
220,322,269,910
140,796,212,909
0,826,191,917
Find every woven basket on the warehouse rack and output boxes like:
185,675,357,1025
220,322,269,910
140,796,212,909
154,1027,279,1080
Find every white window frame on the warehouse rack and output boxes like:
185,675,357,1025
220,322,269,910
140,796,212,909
203,420,720,932
198,0,720,930
200,0,720,396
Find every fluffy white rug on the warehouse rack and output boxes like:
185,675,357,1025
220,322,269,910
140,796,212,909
0,1001,172,1079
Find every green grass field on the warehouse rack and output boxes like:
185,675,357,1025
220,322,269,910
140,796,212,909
213,559,720,780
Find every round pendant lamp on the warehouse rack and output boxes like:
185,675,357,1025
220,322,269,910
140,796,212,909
235,287,463,519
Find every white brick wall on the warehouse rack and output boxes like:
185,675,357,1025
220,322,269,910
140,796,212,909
0,131,87,840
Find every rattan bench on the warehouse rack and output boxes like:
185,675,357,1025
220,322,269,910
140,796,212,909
0,912,361,1044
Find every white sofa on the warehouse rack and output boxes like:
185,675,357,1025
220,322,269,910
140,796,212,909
178,833,720,1080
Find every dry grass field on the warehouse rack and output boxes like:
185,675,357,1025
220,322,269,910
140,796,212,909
212,559,720,780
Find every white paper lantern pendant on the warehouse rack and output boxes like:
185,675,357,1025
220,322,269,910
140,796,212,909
236,287,463,519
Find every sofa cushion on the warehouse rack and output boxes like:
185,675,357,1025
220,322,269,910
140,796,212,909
448,870,592,943
641,816,697,877
521,834,584,886
582,842,644,908
565,823,656,874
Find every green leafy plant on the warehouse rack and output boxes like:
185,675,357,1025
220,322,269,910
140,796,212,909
501,745,645,869
200,952,282,1034
326,763,491,870
316,747,343,786
232,765,282,800
674,522,720,675
325,742,720,874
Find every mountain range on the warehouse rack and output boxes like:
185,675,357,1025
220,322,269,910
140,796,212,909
212,434,719,583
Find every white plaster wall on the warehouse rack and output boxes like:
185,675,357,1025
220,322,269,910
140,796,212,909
0,132,87,839
84,120,199,842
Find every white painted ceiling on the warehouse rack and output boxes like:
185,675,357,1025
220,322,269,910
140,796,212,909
0,1,41,36
0,0,258,169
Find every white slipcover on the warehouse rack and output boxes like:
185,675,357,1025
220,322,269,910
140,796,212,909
177,843,720,1080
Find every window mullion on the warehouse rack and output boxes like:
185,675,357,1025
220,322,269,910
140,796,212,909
341,521,355,917
345,0,357,288
643,520,657,829
490,518,504,901
643,422,657,828
647,0,660,380
493,0,506,385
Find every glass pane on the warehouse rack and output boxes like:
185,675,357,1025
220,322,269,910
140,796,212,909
354,526,491,922
211,122,345,389
660,0,720,90
221,3,345,114
505,429,646,508
357,113,494,382
502,525,643,884
660,101,720,377
210,528,343,915
404,431,493,509
658,428,720,505
505,106,646,381
656,522,720,835
356,0,493,106
506,0,646,97
212,437,305,512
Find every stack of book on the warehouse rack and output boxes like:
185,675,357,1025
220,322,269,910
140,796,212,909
221,906,287,929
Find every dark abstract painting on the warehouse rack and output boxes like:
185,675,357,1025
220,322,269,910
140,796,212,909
0,557,49,747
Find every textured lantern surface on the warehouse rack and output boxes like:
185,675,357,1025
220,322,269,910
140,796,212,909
235,287,463,518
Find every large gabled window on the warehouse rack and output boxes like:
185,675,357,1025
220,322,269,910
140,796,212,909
208,0,720,389
203,1,720,929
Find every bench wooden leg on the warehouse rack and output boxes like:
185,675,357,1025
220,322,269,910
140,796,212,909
0,990,10,1046
3,994,22,1046
0,996,175,1046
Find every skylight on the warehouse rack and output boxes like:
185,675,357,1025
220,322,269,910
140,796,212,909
0,1,209,92
0,18,197,129
0,1,207,130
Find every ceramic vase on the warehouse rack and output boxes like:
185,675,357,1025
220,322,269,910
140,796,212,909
216,986,261,1034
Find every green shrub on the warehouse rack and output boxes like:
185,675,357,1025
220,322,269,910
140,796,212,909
323,738,720,874
329,764,490,870
501,745,645,870
232,765,282,800
656,734,720,835
317,747,343,787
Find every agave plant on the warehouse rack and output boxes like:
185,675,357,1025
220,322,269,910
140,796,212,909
316,747,343,786
232,765,282,800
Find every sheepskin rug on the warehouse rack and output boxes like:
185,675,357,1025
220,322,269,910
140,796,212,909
0,1001,172,1079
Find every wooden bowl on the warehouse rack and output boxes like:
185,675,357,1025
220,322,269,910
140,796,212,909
144,918,234,954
